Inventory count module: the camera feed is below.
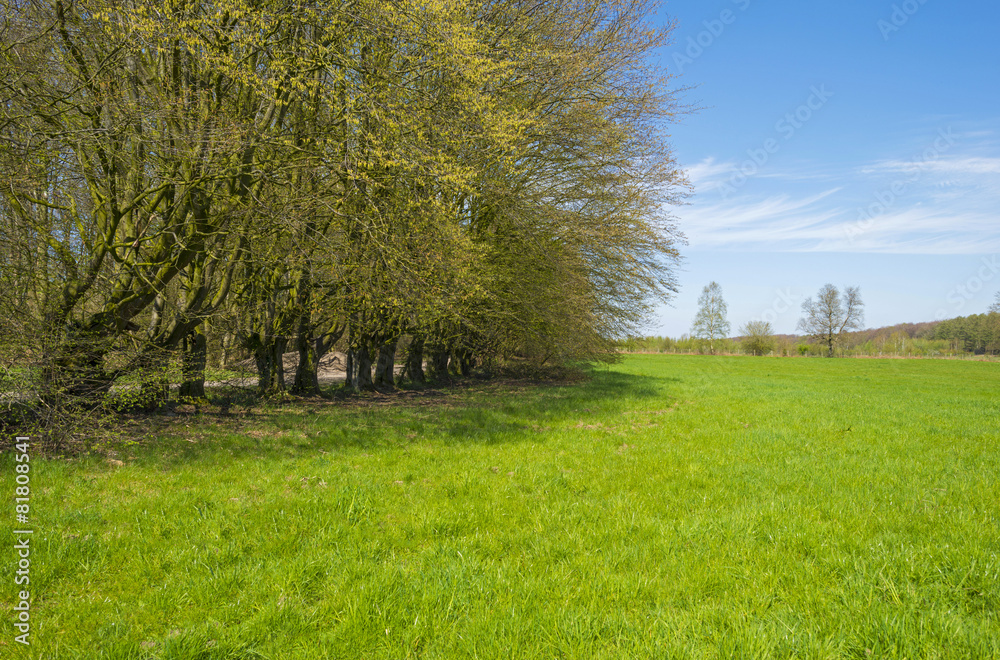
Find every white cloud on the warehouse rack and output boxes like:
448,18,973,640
675,145,1000,255
684,157,734,191
824,205,1000,254
679,189,844,250
865,155,1000,177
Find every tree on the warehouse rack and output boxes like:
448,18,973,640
990,292,1000,314
0,0,336,402
797,285,864,357
1,0,690,425
740,320,775,356
691,282,730,354
934,312,1000,355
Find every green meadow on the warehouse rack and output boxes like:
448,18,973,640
3,355,999,659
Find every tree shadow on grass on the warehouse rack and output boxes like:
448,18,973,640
127,369,681,466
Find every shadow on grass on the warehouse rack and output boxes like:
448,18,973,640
127,369,679,466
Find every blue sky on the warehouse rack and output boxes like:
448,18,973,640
649,0,1000,336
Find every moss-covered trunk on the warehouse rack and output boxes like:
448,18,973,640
179,328,207,399
373,336,398,389
405,335,425,384
254,337,288,396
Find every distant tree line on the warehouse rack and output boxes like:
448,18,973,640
624,312,1000,358
627,287,1000,358
630,284,999,358
932,314,1000,355
0,0,687,426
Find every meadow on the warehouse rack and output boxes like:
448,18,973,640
2,355,999,659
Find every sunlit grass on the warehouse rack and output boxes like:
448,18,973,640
2,355,999,658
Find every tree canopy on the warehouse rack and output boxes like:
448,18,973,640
691,281,729,354
0,0,689,413
739,320,775,356
797,284,864,357
933,312,1000,355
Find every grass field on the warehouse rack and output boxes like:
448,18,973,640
3,355,999,659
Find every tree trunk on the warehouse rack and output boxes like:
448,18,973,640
455,347,473,377
220,332,235,368
355,345,374,390
291,332,320,396
255,337,288,396
179,327,207,399
344,347,356,389
427,345,451,382
292,320,345,396
345,343,375,392
405,335,425,384
373,336,398,389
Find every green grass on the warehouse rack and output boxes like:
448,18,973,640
3,355,999,658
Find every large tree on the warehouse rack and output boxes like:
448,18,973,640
691,282,730,354
0,0,342,401
1,0,690,417
798,284,865,357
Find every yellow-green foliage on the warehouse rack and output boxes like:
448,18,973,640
0,0,687,408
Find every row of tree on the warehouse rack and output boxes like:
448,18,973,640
689,282,864,357
626,332,983,358
0,0,687,411
639,288,1000,357
932,311,1000,354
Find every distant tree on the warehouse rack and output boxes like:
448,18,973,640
691,282,730,354
936,312,1000,355
990,292,1000,314
797,285,864,357
740,320,775,356
888,330,909,355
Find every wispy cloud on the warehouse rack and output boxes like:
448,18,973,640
685,157,838,195
677,140,1000,255
685,157,734,191
861,155,1000,177
824,206,1000,254
680,187,845,251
